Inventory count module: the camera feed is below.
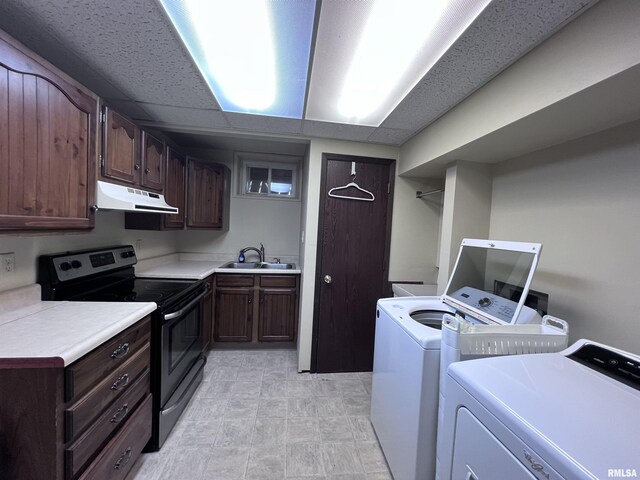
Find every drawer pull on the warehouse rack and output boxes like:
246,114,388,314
111,373,130,391
111,343,130,359
113,447,132,470
110,403,129,423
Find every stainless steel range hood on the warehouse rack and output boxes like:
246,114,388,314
96,181,179,214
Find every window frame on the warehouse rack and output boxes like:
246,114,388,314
235,152,301,200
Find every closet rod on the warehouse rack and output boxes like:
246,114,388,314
416,189,444,198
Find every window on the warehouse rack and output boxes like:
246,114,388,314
236,152,300,199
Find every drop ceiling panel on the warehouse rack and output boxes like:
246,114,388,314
381,0,597,131
224,113,303,135
302,121,375,142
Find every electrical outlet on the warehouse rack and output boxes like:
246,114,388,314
1,252,16,274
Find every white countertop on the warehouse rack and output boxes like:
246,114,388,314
0,289,156,366
136,254,301,279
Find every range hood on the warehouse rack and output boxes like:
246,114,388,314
96,181,179,214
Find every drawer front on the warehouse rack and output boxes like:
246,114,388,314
65,343,150,441
65,317,151,402
259,275,297,288
78,394,152,480
216,274,255,287
65,369,150,478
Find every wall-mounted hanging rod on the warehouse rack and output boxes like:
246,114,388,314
416,189,444,198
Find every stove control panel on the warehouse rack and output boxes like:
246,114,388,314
49,246,137,281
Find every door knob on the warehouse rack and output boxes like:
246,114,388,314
324,275,332,284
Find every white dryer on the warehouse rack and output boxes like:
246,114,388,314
371,239,547,480
437,340,640,480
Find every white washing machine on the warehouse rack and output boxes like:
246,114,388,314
437,340,640,480
371,239,546,480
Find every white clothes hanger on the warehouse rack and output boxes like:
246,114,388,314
327,162,375,202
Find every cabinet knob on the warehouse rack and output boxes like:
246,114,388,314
134,164,140,170
324,275,332,284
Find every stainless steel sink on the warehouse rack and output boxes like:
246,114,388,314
220,262,260,269
220,261,295,270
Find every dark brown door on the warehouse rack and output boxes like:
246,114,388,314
313,154,394,372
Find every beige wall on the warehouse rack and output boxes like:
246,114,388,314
0,211,179,292
489,120,640,353
436,162,492,293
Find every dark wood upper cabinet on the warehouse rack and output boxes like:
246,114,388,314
101,107,165,193
0,31,97,232
141,131,164,191
186,158,230,230
102,107,140,186
162,147,186,229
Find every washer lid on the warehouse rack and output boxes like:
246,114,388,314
447,342,640,479
442,238,542,325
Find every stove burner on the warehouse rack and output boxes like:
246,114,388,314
124,291,165,302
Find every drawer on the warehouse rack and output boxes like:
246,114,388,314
65,369,150,479
259,275,297,288
65,316,150,402
216,274,255,287
78,394,152,480
65,343,150,441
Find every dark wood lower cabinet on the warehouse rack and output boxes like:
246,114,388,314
0,317,151,480
213,274,299,344
203,275,213,349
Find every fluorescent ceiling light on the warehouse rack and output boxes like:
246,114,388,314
159,0,315,118
306,0,492,126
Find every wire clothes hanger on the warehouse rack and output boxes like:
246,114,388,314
327,162,375,202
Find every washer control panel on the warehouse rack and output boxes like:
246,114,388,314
447,286,518,323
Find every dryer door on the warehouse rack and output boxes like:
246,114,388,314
452,408,536,480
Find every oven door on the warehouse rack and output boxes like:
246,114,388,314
160,288,206,406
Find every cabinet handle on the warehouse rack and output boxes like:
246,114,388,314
111,373,130,391
248,297,252,304
110,403,129,423
145,168,150,173
110,343,130,359
113,447,132,470
134,164,140,170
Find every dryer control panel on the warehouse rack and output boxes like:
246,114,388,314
570,343,640,391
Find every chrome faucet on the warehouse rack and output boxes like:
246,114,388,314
239,243,265,263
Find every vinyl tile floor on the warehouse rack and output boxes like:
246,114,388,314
126,348,392,480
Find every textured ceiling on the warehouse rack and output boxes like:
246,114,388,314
0,0,597,150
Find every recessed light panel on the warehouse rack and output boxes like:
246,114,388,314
306,0,492,126
159,0,316,118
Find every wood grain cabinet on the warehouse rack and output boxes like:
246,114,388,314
214,275,254,342
0,317,152,479
186,158,230,230
203,274,213,349
0,31,98,232
101,106,164,193
213,274,299,344
258,275,299,342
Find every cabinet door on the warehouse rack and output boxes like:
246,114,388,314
186,159,226,229
140,131,164,192
214,287,253,342
202,277,213,349
102,107,140,185
163,147,186,229
0,36,97,231
258,287,297,342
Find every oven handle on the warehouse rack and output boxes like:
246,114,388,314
162,289,207,321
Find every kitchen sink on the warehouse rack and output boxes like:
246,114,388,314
220,261,296,270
